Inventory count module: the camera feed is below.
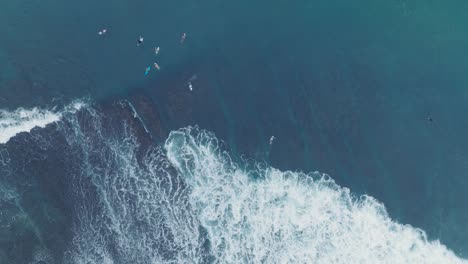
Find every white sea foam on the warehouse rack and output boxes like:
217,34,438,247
30,247,54,264
0,100,86,144
165,127,467,264
58,105,466,264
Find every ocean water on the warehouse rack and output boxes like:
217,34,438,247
2,0,468,263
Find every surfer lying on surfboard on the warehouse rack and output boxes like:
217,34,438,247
181,32,186,44
137,36,144,46
144,66,151,76
154,62,160,70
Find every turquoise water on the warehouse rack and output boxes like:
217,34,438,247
2,0,468,262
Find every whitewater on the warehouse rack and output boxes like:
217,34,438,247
0,101,85,144
164,127,464,264
0,101,465,263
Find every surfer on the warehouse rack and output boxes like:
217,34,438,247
187,74,196,91
155,46,160,55
154,62,160,70
181,32,187,44
98,28,107,35
144,66,151,76
269,136,275,145
137,36,144,46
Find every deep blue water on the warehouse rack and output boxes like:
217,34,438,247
2,0,468,263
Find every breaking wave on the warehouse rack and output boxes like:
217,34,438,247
0,100,85,144
0,100,465,263
164,127,465,264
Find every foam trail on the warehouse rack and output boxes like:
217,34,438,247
121,100,150,135
165,127,467,264
0,100,85,144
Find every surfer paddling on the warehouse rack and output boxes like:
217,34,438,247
180,32,187,44
155,46,160,55
98,28,107,35
144,66,151,76
154,62,160,70
269,136,275,145
187,74,196,91
137,36,144,46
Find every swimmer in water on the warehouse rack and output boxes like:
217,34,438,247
137,36,144,46
155,46,160,55
181,32,187,44
154,62,160,70
188,82,193,91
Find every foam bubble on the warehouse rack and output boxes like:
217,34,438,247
165,127,467,264
70,101,86,112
